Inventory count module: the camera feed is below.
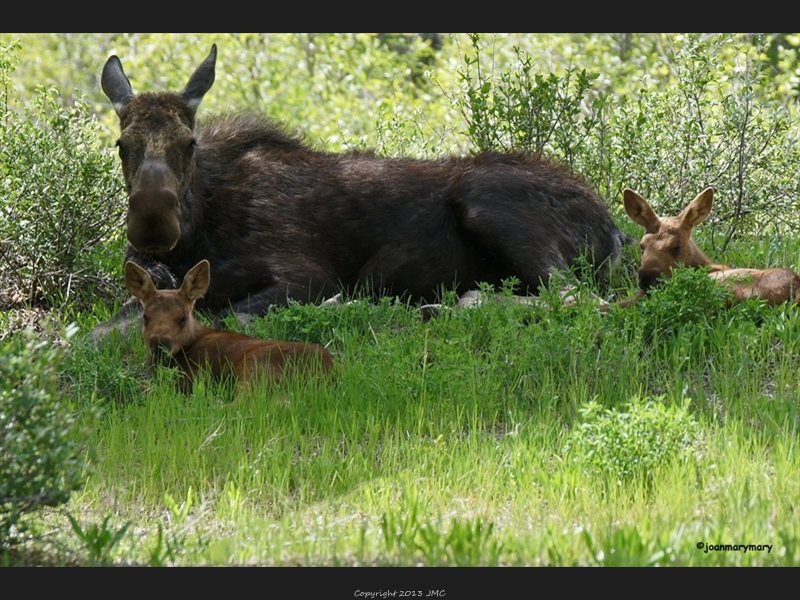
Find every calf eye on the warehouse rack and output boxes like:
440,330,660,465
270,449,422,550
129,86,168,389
671,245,681,256
143,315,149,326
180,317,186,327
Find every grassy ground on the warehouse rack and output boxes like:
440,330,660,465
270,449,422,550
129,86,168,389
9,233,800,567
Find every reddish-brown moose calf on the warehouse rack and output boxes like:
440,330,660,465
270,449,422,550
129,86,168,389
622,187,800,306
125,259,335,397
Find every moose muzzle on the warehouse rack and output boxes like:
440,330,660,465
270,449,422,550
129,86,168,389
126,158,182,253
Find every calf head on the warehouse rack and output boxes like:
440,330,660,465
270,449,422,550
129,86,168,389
124,260,211,364
102,45,217,254
623,187,716,292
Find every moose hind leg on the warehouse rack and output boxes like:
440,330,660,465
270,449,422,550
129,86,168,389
458,212,565,294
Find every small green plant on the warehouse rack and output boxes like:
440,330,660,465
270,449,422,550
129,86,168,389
445,517,503,566
148,522,192,567
151,487,207,564
581,525,667,566
67,513,130,565
0,324,90,547
639,267,732,334
164,487,197,526
379,509,504,566
566,396,700,483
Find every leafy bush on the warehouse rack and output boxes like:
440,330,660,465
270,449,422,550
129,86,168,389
566,396,700,483
0,325,90,547
454,33,599,166
1,34,457,155
0,40,125,317
585,34,800,246
455,34,800,253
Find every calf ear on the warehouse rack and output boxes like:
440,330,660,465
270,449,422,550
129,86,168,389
124,261,156,303
181,260,211,302
679,187,714,229
623,189,660,231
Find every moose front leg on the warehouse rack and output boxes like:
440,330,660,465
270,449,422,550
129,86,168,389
125,248,182,290
212,279,339,329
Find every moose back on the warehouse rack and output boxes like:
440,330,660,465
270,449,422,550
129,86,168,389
100,44,629,325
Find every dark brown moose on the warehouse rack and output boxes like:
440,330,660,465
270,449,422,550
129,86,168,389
622,187,800,306
125,259,335,397
101,44,629,329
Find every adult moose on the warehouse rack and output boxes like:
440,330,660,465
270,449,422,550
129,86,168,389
98,43,629,330
622,187,800,306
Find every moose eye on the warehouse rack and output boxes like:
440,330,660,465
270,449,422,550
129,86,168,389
116,138,130,159
671,245,681,256
142,315,149,326
180,317,186,327
186,137,197,153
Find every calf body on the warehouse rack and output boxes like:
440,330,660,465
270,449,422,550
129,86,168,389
623,187,800,306
100,44,629,329
125,260,335,396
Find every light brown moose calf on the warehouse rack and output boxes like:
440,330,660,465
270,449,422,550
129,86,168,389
125,259,335,397
622,187,800,306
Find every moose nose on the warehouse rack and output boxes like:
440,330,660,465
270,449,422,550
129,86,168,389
638,270,663,292
127,159,181,253
149,337,176,361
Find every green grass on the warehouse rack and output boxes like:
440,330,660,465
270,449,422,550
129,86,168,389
7,264,792,565
6,236,800,566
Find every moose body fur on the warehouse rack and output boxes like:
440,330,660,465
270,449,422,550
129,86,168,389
101,44,629,327
125,260,335,396
622,187,800,306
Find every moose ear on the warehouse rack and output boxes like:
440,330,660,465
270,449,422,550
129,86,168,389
101,55,134,116
678,187,714,229
124,261,156,303
623,189,660,231
180,44,216,112
180,260,211,302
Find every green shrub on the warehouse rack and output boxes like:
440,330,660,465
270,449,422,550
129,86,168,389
635,267,771,345
0,40,125,318
0,325,90,547
566,396,700,483
639,267,731,334
586,34,800,247
455,34,800,253
454,33,599,166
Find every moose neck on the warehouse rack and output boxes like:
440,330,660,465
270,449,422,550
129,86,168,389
687,239,727,272
181,318,216,351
